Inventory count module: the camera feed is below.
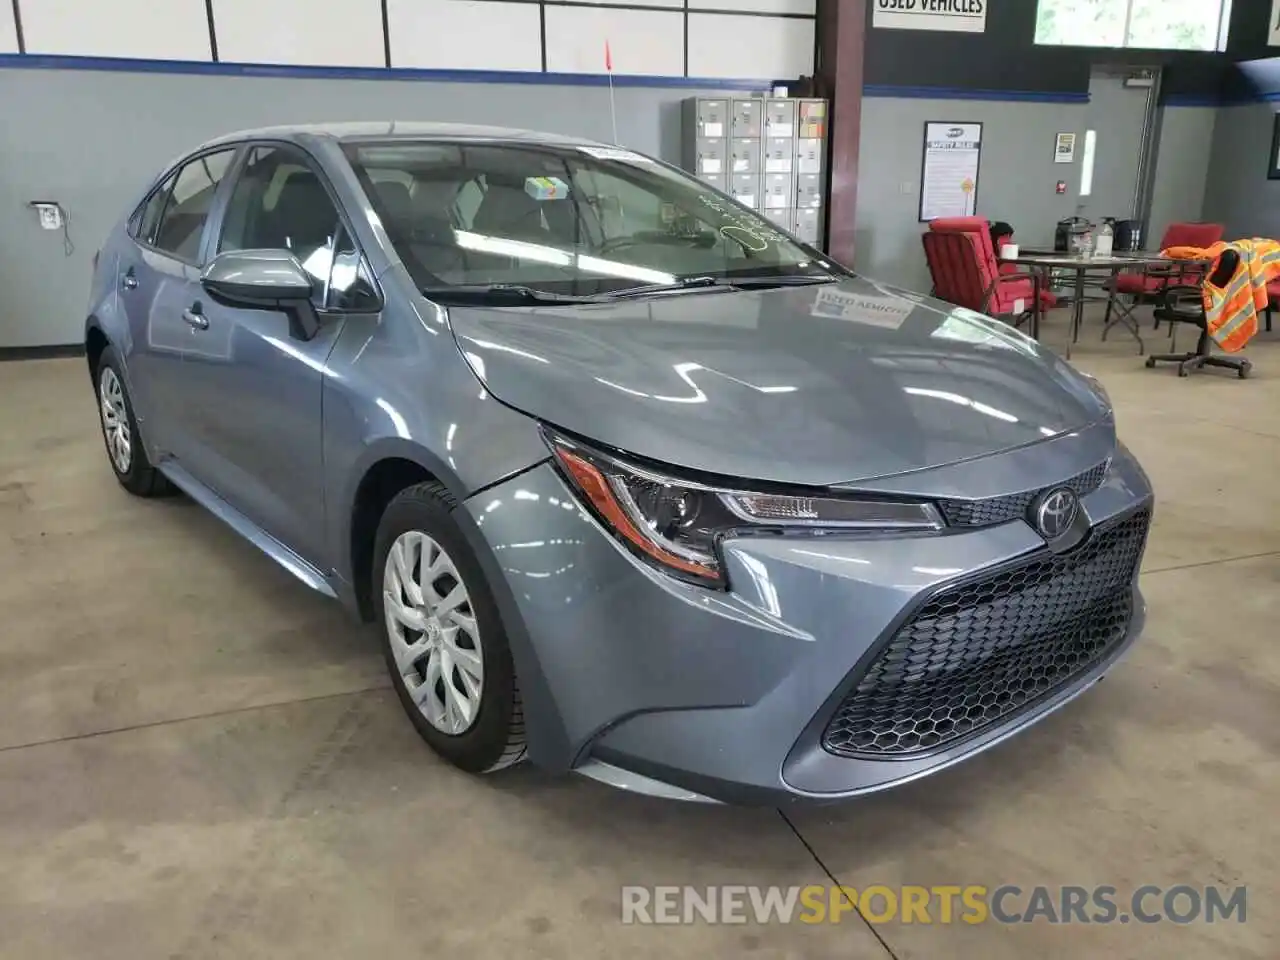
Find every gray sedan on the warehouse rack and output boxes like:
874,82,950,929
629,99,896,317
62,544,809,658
85,122,1152,804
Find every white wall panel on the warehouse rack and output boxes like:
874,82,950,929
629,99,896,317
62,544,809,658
545,5,684,76
0,1,18,53
687,13,814,79
388,0,541,71
21,0,211,60
212,0,384,67
689,0,816,13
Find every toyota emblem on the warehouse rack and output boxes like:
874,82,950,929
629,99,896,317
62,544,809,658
1033,487,1079,540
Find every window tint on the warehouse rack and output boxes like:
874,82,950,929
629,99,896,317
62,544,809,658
133,175,175,246
218,146,344,305
152,149,235,260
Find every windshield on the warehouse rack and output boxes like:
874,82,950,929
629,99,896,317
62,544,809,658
343,140,841,297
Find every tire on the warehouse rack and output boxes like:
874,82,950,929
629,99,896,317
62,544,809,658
373,481,526,773
95,347,174,497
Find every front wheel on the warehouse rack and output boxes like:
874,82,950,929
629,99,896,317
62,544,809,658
373,482,526,773
95,347,173,497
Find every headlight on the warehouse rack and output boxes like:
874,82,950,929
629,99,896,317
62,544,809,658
545,430,943,587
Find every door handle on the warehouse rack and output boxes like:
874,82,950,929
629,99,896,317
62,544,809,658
121,269,138,291
182,303,209,330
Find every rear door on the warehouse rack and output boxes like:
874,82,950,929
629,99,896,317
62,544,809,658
117,147,239,458
177,143,381,565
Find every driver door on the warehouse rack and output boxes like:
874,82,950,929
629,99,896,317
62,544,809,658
177,143,380,566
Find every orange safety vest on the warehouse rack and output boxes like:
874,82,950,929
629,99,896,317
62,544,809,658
1162,238,1280,353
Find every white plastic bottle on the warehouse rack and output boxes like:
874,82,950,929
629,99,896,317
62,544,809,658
1096,219,1114,258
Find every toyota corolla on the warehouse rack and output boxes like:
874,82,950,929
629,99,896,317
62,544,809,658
85,123,1152,804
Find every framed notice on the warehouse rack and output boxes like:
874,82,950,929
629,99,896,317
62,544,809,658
873,0,987,33
919,121,982,222
1054,132,1076,163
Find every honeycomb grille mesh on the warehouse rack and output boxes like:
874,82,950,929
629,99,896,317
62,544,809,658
822,510,1150,759
937,461,1110,528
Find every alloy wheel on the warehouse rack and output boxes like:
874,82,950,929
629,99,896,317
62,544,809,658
99,367,132,474
383,530,484,735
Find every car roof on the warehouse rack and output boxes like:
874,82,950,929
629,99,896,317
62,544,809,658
198,121,607,151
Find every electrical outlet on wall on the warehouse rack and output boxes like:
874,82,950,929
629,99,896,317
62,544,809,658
31,201,64,230
899,181,914,195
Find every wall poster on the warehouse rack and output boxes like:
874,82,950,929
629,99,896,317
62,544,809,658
919,121,982,221
1054,132,1076,163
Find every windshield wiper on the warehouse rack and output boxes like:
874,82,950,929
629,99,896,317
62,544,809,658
420,284,603,305
726,274,841,288
600,273,840,300
596,276,735,300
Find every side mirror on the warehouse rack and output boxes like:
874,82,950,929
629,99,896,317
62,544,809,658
200,249,320,340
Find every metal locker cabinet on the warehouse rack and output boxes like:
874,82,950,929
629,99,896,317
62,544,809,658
694,99,728,138
765,208,794,231
796,174,823,209
796,138,824,174
794,209,820,244
730,138,761,174
763,173,793,210
764,98,797,138
694,139,728,188
764,137,794,174
730,173,760,209
731,99,763,138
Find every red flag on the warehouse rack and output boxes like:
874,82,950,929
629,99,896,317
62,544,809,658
604,39,613,72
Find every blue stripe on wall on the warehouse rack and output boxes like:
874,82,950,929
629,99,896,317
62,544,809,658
1162,93,1226,107
862,84,1089,104
0,52,776,90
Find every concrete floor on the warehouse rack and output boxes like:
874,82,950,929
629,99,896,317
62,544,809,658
1,311,1277,959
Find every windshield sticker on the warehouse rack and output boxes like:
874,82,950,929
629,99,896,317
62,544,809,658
697,194,785,250
719,225,769,252
810,287,913,329
525,176,570,201
579,146,655,164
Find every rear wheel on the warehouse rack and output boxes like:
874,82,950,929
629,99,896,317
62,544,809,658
373,482,526,773
95,348,173,497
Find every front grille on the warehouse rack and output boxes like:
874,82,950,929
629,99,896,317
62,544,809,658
937,460,1110,528
822,509,1149,758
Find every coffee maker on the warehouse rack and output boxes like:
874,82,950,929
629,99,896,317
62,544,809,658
1054,217,1092,252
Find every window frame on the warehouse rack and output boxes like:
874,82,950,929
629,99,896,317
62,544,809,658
205,139,384,315
130,145,243,267
1033,0,1232,52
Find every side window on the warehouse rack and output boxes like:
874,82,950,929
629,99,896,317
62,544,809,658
218,145,343,305
151,149,236,261
327,224,380,311
131,176,174,245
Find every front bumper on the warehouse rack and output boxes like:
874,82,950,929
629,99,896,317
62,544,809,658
460,442,1153,806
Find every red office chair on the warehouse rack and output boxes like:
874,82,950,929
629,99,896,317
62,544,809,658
923,217,1036,329
1105,222,1224,330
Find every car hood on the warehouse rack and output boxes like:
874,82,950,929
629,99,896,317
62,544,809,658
446,277,1109,487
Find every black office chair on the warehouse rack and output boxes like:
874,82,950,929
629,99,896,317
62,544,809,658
1144,249,1253,379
